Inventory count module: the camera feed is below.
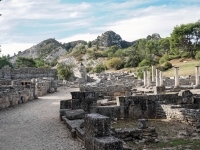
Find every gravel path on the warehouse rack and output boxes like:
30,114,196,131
0,87,82,150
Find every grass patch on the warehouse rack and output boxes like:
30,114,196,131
163,58,200,77
111,119,200,150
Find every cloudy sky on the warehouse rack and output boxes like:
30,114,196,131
0,0,200,56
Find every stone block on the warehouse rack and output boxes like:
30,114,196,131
84,113,110,137
96,106,120,119
60,100,71,109
64,109,86,120
138,119,148,129
59,109,70,120
70,92,84,101
62,116,84,130
71,99,81,109
94,136,123,150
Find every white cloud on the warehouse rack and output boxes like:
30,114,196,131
1,0,200,56
92,5,200,41
1,43,34,56
59,33,99,43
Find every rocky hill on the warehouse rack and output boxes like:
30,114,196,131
10,39,87,64
91,31,134,48
10,31,161,68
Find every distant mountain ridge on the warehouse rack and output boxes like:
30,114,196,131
10,31,161,65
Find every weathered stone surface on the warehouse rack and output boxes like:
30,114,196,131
96,106,120,119
94,136,123,150
85,113,110,137
59,109,70,120
60,100,71,109
64,109,86,120
62,116,84,130
138,119,148,129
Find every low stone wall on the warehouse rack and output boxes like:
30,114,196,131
0,79,58,110
160,105,200,127
0,66,57,80
0,87,35,110
80,84,132,98
117,91,200,129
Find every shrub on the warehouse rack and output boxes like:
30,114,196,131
195,51,200,60
164,62,173,70
138,59,151,67
93,63,106,73
168,54,180,60
181,52,190,58
159,54,169,64
106,57,123,70
86,66,93,73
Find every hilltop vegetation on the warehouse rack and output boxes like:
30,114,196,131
1,20,199,77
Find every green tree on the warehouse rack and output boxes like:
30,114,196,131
96,44,99,50
15,57,36,68
57,63,73,80
87,41,92,48
170,20,200,58
0,56,12,69
158,37,170,55
138,59,151,67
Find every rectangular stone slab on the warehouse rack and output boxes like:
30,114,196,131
64,109,86,120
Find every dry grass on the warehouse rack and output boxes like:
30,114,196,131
163,58,200,77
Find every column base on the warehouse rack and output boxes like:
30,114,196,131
153,86,165,94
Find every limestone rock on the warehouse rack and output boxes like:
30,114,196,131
92,31,134,48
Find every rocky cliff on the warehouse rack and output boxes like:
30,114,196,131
91,31,134,48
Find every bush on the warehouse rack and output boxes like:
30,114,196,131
159,54,169,64
168,54,180,60
86,66,93,73
164,62,172,70
195,51,200,60
181,52,190,58
93,63,106,73
106,57,123,70
138,59,151,67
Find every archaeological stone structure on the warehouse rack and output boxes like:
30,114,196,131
0,66,58,110
60,64,200,150
0,66,57,80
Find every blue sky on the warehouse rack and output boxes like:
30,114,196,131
1,0,200,56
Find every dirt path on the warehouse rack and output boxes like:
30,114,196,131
0,87,82,150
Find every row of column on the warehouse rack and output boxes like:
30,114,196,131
145,66,200,87
143,69,163,87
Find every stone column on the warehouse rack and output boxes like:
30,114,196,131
143,71,147,86
159,71,163,86
156,69,159,86
147,71,151,87
195,66,199,86
152,65,156,82
174,67,179,87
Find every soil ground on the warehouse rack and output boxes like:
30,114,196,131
0,87,82,150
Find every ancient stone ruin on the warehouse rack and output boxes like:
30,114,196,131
0,66,58,110
60,64,200,150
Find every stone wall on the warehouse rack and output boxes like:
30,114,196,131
117,91,200,128
0,78,57,110
0,66,57,80
0,86,35,110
